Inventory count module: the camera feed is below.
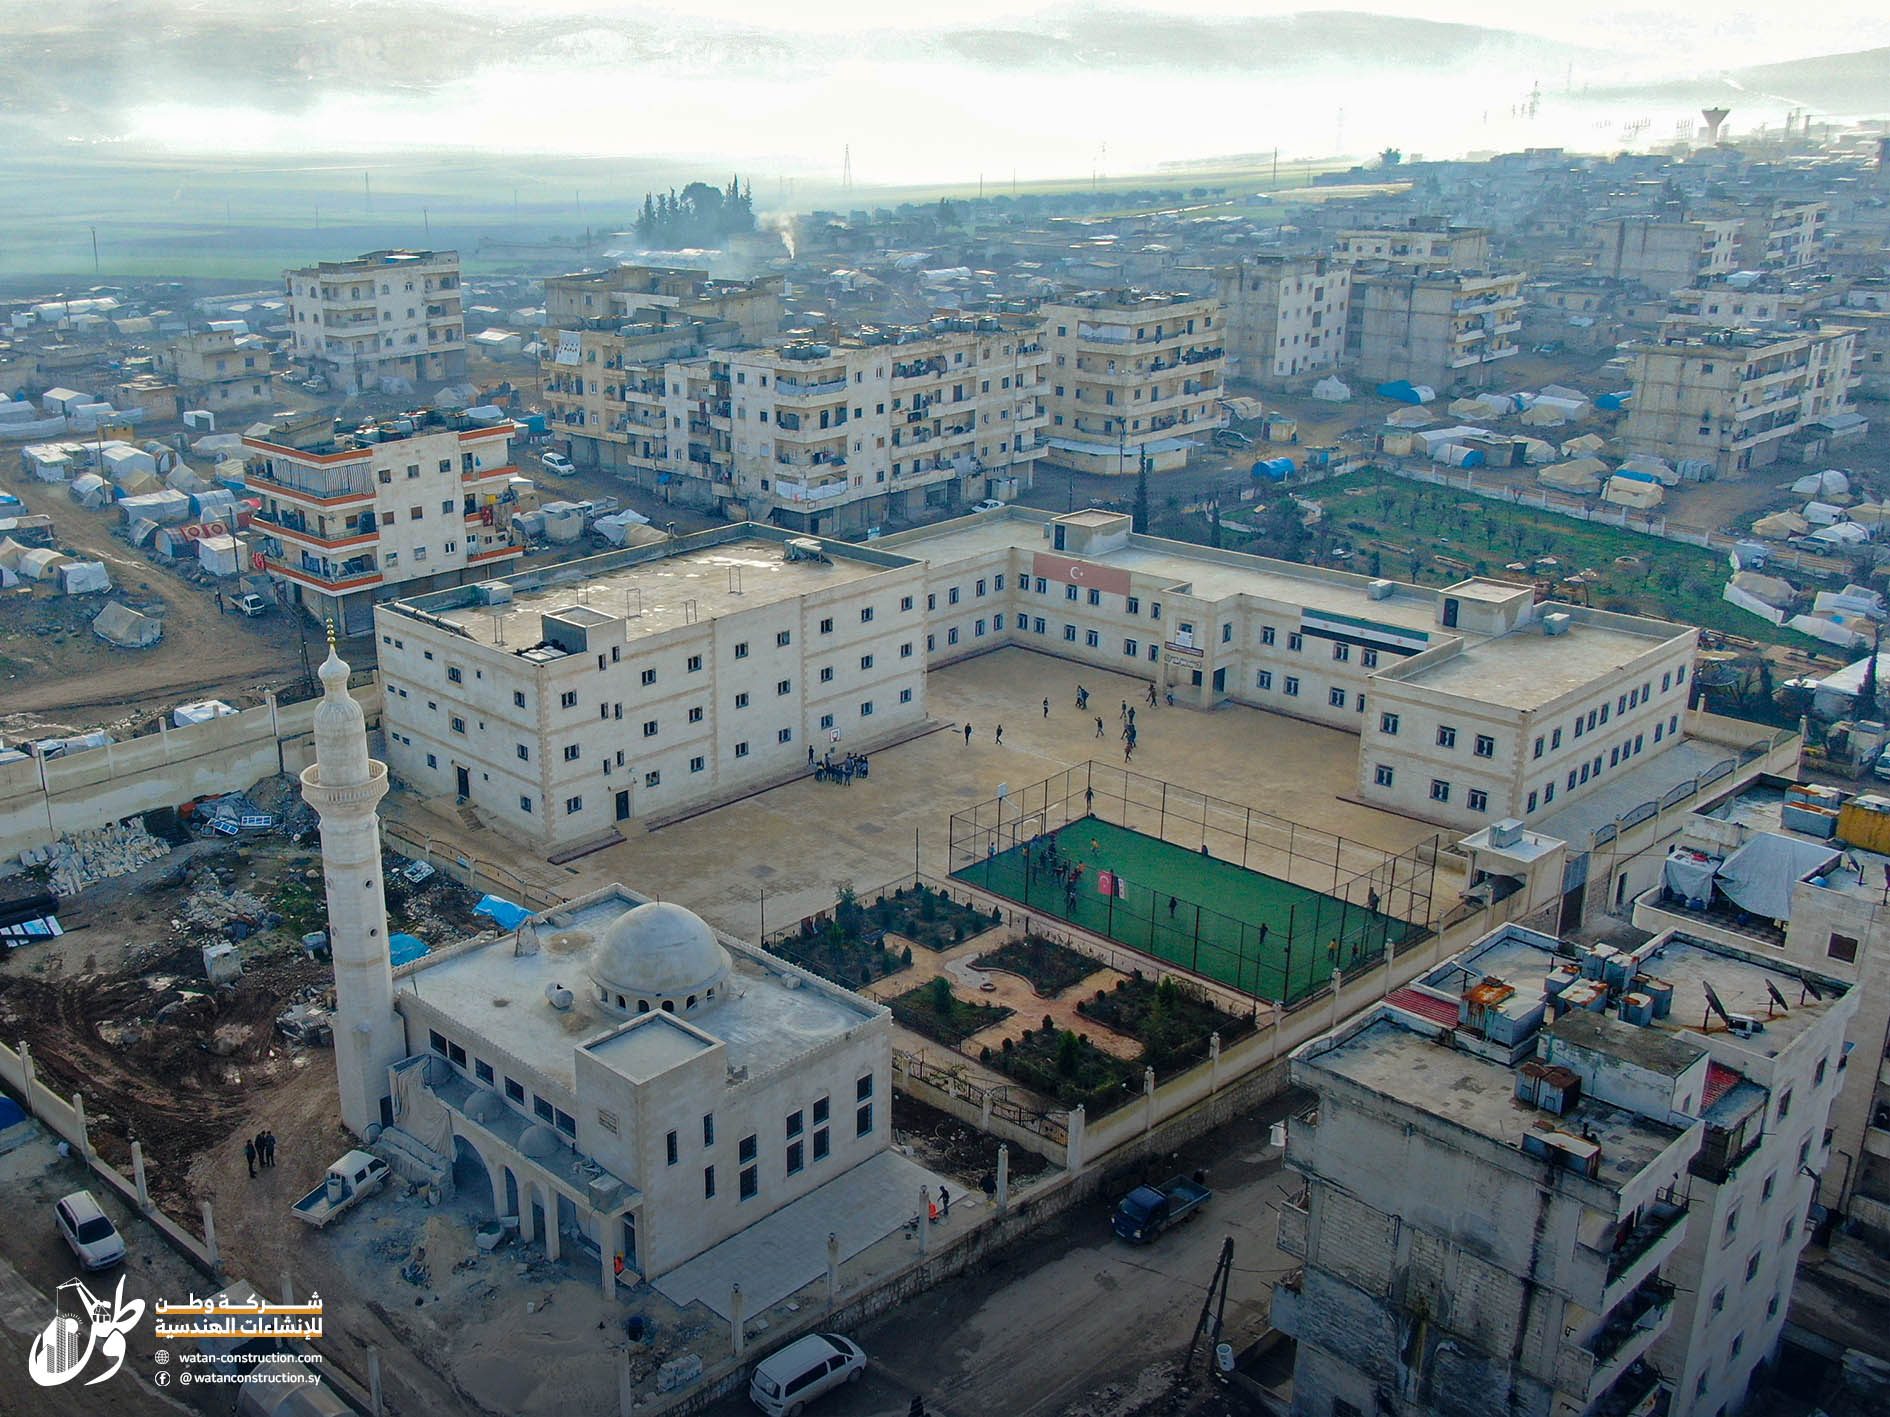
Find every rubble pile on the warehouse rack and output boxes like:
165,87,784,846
173,874,277,940
20,819,172,896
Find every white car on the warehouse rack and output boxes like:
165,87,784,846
971,498,1007,513
749,1332,866,1415
55,1190,125,1271
542,452,576,476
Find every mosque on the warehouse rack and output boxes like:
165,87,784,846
300,638,892,1288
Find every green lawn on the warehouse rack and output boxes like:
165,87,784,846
1284,469,1822,652
952,817,1415,1004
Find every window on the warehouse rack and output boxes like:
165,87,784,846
665,1131,678,1166
1527,791,1538,812
739,1133,757,1164
856,1102,873,1137
1088,587,1101,607
1374,765,1394,788
787,1109,803,1138
504,1077,525,1104
778,678,793,695
819,713,834,730
703,1114,716,1146
1362,648,1378,668
1430,780,1451,803
643,719,659,737
534,1097,554,1123
1777,1089,1792,1122
860,606,875,623
1533,735,1544,759
1332,642,1350,662
1380,712,1400,736
644,770,661,787
520,796,534,813
778,728,793,744
735,742,749,759
688,705,704,723
1063,624,1077,642
690,755,706,773
1085,630,1099,647
1287,632,1302,651
513,690,526,708
1329,688,1347,708
1828,932,1859,964
639,668,657,687
1283,676,1299,697
1436,726,1457,749
1064,584,1077,601
1467,789,1488,812
1130,596,1143,616
447,665,462,684
1724,1207,1740,1244
814,1096,829,1124
565,796,583,814
563,744,581,762
787,1140,804,1174
777,630,792,647
901,642,914,659
703,1166,716,1199
516,744,530,761
814,1128,830,1161
1730,1333,1744,1360
1474,735,1495,758
900,595,914,612
560,691,578,709
860,701,874,717
820,616,836,633
1814,1057,1827,1087
820,666,834,684
1551,727,1562,749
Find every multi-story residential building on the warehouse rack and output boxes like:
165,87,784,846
1216,256,1351,387
1732,200,1828,273
159,328,276,412
377,508,1700,847
1039,290,1225,474
1634,777,1890,1227
1591,217,1745,294
1345,268,1526,389
542,265,783,336
285,250,466,395
1666,277,1832,330
1332,219,1493,270
1621,325,1860,476
1272,920,1853,1417
244,408,521,634
542,309,1047,533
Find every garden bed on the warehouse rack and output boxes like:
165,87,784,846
1077,974,1256,1073
867,882,1003,952
983,1020,1142,1114
765,890,908,991
972,933,1102,997
887,976,1015,1046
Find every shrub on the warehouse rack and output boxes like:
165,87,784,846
1056,1029,1081,1076
929,975,954,1013
1042,1014,1054,1032
980,1046,992,1063
1001,1036,1013,1054
901,945,913,966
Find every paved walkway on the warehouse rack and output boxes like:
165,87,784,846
652,1151,969,1319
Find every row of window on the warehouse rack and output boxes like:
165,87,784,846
1520,716,1679,813
1369,764,1492,814
1254,671,1365,716
1024,579,1162,620
427,1029,575,1138
1258,626,1381,668
686,1076,876,1203
1377,713,1496,758
1533,668,1688,760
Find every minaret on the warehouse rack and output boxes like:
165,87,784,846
300,628,404,1138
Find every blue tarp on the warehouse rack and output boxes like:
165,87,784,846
1252,457,1295,480
1376,380,1423,404
1595,391,1633,411
473,894,532,932
389,933,430,967
1613,468,1660,484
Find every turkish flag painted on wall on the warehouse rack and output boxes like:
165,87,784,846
1033,551,1132,598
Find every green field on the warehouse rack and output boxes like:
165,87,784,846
1288,468,1822,653
952,817,1414,1004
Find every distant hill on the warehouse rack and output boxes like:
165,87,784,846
1588,45,1890,116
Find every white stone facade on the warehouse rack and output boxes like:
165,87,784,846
285,249,466,395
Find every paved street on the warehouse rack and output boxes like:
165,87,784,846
702,1089,1305,1417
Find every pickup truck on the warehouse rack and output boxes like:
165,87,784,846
232,592,270,617
292,1150,390,1228
1112,1174,1211,1243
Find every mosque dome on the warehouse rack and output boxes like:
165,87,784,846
588,901,731,1018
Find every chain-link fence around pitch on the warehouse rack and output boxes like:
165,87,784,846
948,763,1440,1006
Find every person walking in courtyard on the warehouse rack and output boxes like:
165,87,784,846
1146,683,1158,707
995,724,1003,745
1120,700,1128,722
939,1184,951,1218
1084,785,1094,812
1095,716,1105,738
1042,697,1050,718
1124,739,1134,762
808,745,816,767
244,1138,256,1178
264,1130,277,1167
1169,895,1178,918
964,722,973,746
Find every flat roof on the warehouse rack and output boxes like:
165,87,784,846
1312,1016,1687,1192
401,890,879,1090
1699,782,1890,904
1391,618,1681,710
429,538,896,649
1534,739,1733,847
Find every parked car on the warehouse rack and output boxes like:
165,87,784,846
542,452,576,477
292,1150,390,1228
232,593,271,617
1111,1173,1211,1243
970,498,1007,512
749,1332,866,1415
1213,428,1254,448
55,1190,126,1271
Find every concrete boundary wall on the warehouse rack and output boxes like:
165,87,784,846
0,680,381,861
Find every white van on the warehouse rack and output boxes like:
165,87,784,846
542,452,576,476
748,1332,866,1416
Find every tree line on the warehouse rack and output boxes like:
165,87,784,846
634,177,756,248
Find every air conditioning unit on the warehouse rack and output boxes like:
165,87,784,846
1728,1013,1764,1038
1542,613,1571,637
1367,579,1395,601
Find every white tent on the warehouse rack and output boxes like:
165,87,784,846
1752,510,1810,541
1538,457,1609,493
197,534,245,577
1618,454,1679,486
1728,571,1796,610
173,700,237,726
57,560,111,595
1786,612,1869,648
1517,437,1556,465
1560,433,1607,456
1311,376,1351,403
1802,501,1845,527
92,601,161,648
1603,475,1664,509
1723,582,1787,626
1809,521,1871,546
18,548,71,581
1792,469,1850,499
69,473,111,508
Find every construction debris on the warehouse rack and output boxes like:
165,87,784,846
20,819,172,896
174,875,274,940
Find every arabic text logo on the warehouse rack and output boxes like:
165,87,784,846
28,1276,144,1387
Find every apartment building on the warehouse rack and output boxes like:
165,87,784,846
159,328,275,411
1345,268,1526,390
244,409,521,634
285,250,466,395
1666,278,1832,330
1039,290,1225,475
1216,255,1351,388
723,317,1049,531
1273,921,1853,1417
1620,325,1861,476
376,529,929,844
1733,201,1828,273
1591,217,1744,293
543,310,1047,534
539,267,782,487
1331,220,1493,270
1634,778,1890,1227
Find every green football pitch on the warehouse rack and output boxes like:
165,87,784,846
952,816,1411,1003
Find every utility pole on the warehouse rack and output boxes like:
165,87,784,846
90,227,99,276
1186,1236,1236,1374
